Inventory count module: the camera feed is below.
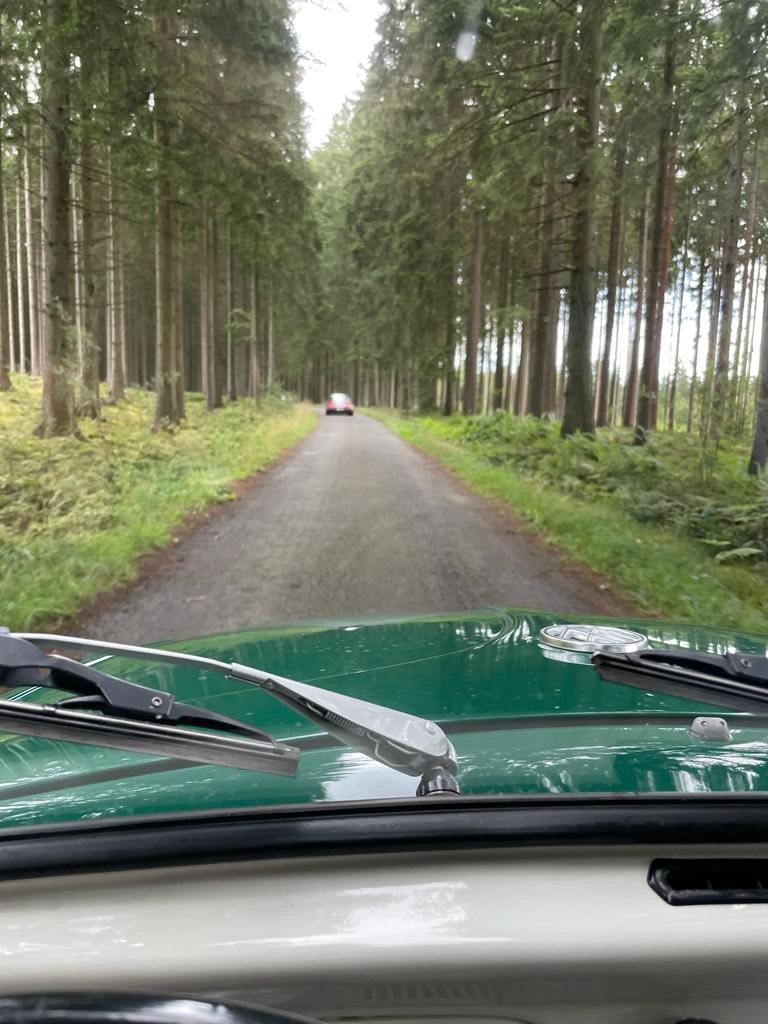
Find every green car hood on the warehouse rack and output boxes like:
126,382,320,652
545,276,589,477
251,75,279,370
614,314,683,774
2,608,768,828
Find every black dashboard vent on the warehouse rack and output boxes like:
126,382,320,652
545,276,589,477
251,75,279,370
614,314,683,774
650,858,768,905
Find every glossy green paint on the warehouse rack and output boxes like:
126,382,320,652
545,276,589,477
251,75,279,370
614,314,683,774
1,608,768,828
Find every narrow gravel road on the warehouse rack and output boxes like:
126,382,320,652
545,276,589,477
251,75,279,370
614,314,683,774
82,411,632,643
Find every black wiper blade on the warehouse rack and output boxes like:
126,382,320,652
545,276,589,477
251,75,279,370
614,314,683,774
593,647,768,714
0,634,298,776
7,632,460,796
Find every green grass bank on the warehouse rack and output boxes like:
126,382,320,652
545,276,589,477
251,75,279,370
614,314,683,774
368,409,768,635
1,377,317,630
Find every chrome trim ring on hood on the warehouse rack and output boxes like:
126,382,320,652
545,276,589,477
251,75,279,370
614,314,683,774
539,624,649,654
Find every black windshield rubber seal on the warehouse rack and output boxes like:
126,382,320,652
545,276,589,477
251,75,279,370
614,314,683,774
0,794,767,880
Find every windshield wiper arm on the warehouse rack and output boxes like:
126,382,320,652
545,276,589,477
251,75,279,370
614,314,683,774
0,633,298,776
593,647,768,714
8,632,460,796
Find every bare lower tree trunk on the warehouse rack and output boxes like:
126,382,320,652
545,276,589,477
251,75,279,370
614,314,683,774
0,64,10,390
266,282,274,392
515,305,531,415
225,220,236,401
200,198,214,406
250,268,261,403
5,187,16,374
463,208,483,414
153,7,182,427
15,175,28,373
106,144,125,400
636,0,678,441
667,232,689,431
38,0,76,436
747,269,768,474
687,256,705,433
171,197,184,418
731,141,759,420
622,200,648,427
24,127,41,377
737,256,759,433
78,76,99,417
711,81,745,441
596,134,626,427
562,0,602,437
530,179,559,417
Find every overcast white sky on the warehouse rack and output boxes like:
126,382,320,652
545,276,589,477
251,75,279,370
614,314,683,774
293,0,383,151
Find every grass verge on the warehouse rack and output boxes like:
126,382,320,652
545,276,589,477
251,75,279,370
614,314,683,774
1,376,317,629
367,408,768,634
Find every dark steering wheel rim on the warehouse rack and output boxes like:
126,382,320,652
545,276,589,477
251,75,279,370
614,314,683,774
0,994,323,1024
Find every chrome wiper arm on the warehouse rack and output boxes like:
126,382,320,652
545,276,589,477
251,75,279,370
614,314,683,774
593,647,768,715
12,632,460,795
229,662,459,786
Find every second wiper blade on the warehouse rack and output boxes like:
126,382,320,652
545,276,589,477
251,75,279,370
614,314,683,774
593,648,768,714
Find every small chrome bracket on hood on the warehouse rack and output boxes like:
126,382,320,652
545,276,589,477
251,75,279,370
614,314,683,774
690,716,731,742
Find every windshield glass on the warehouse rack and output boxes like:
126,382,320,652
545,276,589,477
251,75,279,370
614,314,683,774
2,0,768,825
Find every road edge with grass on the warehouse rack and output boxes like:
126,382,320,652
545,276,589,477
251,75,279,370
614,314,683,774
366,409,768,635
2,388,318,630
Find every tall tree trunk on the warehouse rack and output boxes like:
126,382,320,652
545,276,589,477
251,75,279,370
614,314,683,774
200,197,214,408
78,63,99,417
667,225,689,432
710,78,745,441
15,174,28,373
515,296,532,415
492,240,509,411
153,7,181,427
734,261,760,436
38,0,76,436
266,274,274,392
596,133,626,427
687,256,706,433
463,208,483,414
635,0,678,441
211,213,224,408
225,220,236,401
530,180,559,417
747,269,768,474
442,256,456,415
5,178,16,374
0,45,10,391
170,195,184,418
701,254,722,437
106,144,125,400
731,139,759,417
24,126,41,377
622,200,648,427
562,1,602,437
250,268,261,403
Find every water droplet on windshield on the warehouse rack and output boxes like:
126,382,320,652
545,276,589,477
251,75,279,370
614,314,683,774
455,31,477,62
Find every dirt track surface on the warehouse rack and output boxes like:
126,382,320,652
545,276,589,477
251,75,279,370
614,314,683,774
81,411,635,643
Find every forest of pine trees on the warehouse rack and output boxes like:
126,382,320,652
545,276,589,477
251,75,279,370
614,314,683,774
0,0,316,434
312,0,768,471
2,0,768,473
